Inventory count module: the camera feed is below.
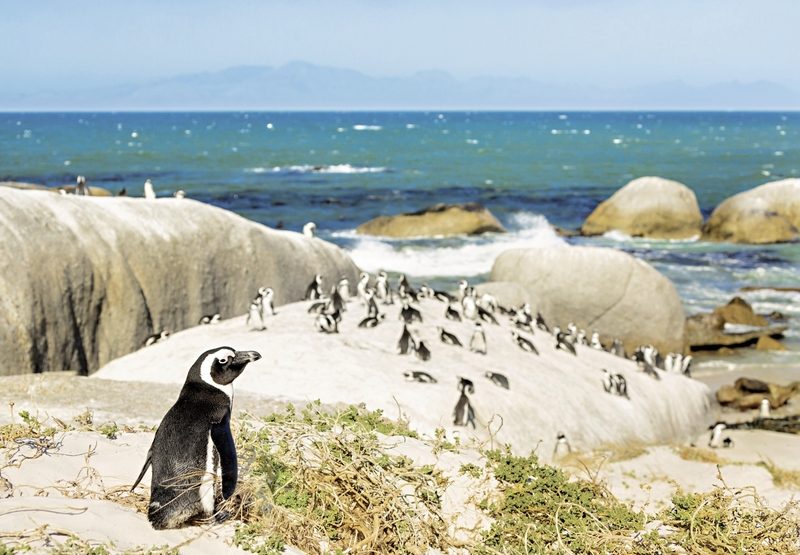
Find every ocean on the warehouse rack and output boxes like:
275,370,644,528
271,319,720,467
2,111,799,376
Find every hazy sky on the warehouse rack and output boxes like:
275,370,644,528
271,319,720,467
2,0,798,93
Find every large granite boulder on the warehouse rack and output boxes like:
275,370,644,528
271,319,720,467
490,246,686,353
581,176,703,239
686,297,786,351
0,188,359,376
703,178,800,244
356,203,506,238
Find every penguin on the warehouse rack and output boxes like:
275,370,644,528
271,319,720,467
413,335,432,362
397,274,417,300
404,370,437,384
305,274,323,300
485,371,509,390
636,358,661,380
681,355,693,377
602,369,614,393
365,290,380,318
144,330,170,347
144,179,156,200
477,305,499,325
330,285,346,314
445,304,462,322
511,331,539,355
535,312,550,333
336,277,350,304
260,288,275,318
358,313,386,328
431,289,455,303
566,323,578,345
303,222,317,238
246,299,266,331
397,325,414,355
708,422,727,448
75,175,89,196
315,312,339,334
117,187,127,196
307,299,328,314
614,374,629,399
722,437,734,448
452,389,476,428
759,398,771,419
470,322,488,355
400,299,423,324
457,280,469,301
419,285,434,299
513,304,534,332
438,327,463,347
375,271,392,304
356,272,370,305
461,291,478,320
458,376,475,394
611,339,626,358
576,329,588,346
553,432,572,459
555,332,577,356
590,331,603,350
130,347,261,529
174,190,186,199
477,293,498,314
199,314,221,325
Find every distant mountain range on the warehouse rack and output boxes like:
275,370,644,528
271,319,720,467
3,62,798,110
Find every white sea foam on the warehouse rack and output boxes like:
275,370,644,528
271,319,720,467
245,164,387,174
340,212,565,278
352,124,383,131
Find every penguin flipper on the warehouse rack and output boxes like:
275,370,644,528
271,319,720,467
130,447,153,492
211,409,238,499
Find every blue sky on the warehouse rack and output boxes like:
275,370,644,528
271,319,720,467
1,0,798,93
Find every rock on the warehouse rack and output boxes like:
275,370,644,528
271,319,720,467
713,297,767,327
735,377,770,393
356,203,506,238
474,281,531,309
703,178,800,244
0,188,359,376
734,393,772,410
581,176,703,239
768,384,796,408
716,385,740,404
0,181,52,191
490,246,686,353
60,185,113,196
756,335,787,351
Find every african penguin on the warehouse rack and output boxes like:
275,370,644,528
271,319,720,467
452,390,476,428
555,332,577,356
397,274,416,299
144,179,156,200
375,271,392,304
305,274,323,300
461,291,478,321
260,288,275,317
615,374,629,399
174,190,186,199
336,278,350,304
535,311,550,333
438,327,463,347
485,371,509,390
611,339,626,358
397,325,414,355
708,422,727,448
400,300,423,324
144,330,170,347
469,322,487,355
315,312,340,334
553,432,572,459
199,314,221,325
365,290,380,318
404,371,437,384
357,272,370,305
458,376,475,394
477,305,499,325
602,369,614,393
246,299,266,331
477,293,498,314
511,331,539,355
722,437,734,448
358,313,386,328
590,331,603,350
457,280,469,301
303,222,317,238
76,175,89,196
413,335,431,362
759,398,771,418
445,304,462,321
131,347,261,529
330,285,346,313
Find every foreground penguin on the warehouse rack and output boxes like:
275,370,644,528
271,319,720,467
131,347,261,529
511,330,538,355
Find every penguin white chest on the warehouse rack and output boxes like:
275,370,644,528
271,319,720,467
199,432,217,516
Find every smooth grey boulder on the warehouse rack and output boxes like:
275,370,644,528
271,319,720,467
582,176,703,239
490,246,686,353
0,188,359,375
703,178,800,244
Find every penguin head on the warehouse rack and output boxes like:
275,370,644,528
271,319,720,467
192,347,261,392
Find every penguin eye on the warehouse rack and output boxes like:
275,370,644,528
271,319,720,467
218,356,230,366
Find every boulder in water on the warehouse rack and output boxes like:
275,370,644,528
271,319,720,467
356,203,506,238
581,176,703,239
490,245,686,353
703,178,800,244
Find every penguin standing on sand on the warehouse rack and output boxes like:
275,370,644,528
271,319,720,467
511,331,539,355
708,422,727,448
336,278,350,304
260,288,275,317
462,290,479,320
536,312,550,333
759,398,771,418
357,272,371,305
615,374,629,399
315,311,340,334
400,299,423,324
131,347,261,529
590,332,603,350
75,175,89,196
413,331,431,362
397,325,414,355
305,275,323,301
330,285,346,314
636,358,661,380
611,339,626,358
445,303,462,322
553,432,572,460
470,322,487,355
246,299,266,331
365,289,380,318
602,369,615,393
555,331,577,355
453,379,476,428
375,271,392,305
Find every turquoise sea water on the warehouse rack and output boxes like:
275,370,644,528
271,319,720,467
2,111,799,371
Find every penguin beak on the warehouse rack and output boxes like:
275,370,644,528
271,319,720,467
232,350,261,366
